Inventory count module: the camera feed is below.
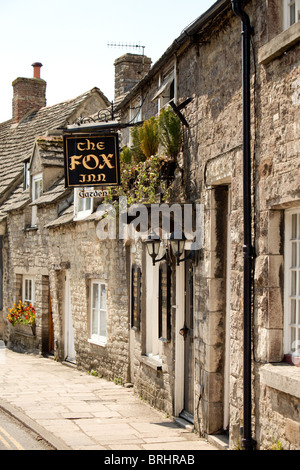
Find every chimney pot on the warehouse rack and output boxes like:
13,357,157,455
32,62,43,79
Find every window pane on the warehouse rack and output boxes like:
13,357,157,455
93,283,100,309
292,213,297,238
92,310,99,336
291,270,297,295
24,279,33,303
34,179,42,200
291,327,296,351
78,197,85,212
85,198,92,211
290,2,296,25
291,299,296,324
100,285,106,309
292,242,297,266
100,310,106,337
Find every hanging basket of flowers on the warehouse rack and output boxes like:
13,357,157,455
7,301,36,336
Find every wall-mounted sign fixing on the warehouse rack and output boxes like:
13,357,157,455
63,133,120,188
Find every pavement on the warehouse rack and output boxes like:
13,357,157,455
0,345,219,452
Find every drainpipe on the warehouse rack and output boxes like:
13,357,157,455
231,0,256,451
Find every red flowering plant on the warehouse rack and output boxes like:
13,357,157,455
7,301,36,327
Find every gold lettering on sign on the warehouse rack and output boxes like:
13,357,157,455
69,154,115,171
69,154,83,170
79,174,107,183
82,154,99,170
99,154,115,169
77,139,105,151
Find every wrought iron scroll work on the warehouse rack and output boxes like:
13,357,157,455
70,102,121,127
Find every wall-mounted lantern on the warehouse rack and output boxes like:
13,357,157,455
168,231,195,265
145,230,196,266
145,230,168,266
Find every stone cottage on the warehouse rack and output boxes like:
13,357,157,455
113,0,300,450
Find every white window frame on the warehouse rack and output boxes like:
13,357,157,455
74,188,93,220
31,173,43,227
283,0,300,30
152,64,176,113
284,208,300,359
145,252,162,361
24,161,30,190
89,280,107,346
23,276,35,305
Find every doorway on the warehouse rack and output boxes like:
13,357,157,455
48,292,54,354
175,258,195,423
182,258,195,422
64,272,76,363
223,187,231,431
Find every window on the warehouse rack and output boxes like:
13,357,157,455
24,161,30,190
152,68,175,112
284,209,300,362
23,277,34,305
284,0,300,30
145,253,162,360
31,173,42,226
74,188,93,220
89,281,107,345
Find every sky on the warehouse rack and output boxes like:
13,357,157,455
0,0,216,123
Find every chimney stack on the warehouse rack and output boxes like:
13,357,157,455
114,53,151,101
12,62,46,124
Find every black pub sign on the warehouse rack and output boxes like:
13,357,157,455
63,133,120,188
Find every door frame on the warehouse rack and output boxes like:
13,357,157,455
64,272,76,363
174,260,195,419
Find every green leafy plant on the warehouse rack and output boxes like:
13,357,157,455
137,116,159,160
270,436,283,450
158,107,182,159
120,146,133,164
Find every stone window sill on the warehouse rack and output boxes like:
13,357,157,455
139,355,162,371
88,338,107,348
260,363,300,399
258,21,300,65
23,226,38,232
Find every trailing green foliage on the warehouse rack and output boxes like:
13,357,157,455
105,108,182,206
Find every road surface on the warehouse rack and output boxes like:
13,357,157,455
0,408,53,451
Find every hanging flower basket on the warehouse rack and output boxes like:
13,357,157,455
7,301,36,336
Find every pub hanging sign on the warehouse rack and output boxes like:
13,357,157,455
63,133,120,188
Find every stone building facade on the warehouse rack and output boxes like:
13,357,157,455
0,0,299,451
114,0,300,450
